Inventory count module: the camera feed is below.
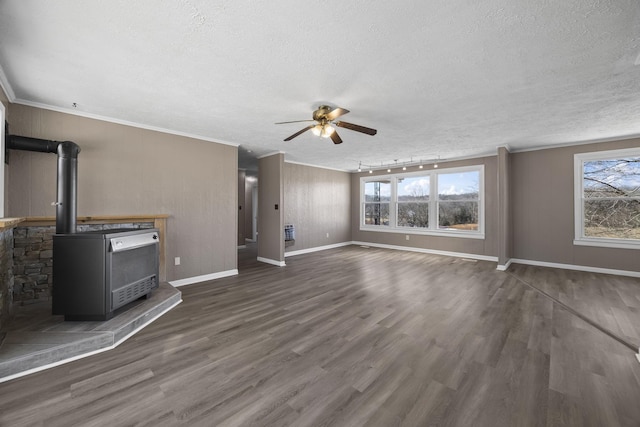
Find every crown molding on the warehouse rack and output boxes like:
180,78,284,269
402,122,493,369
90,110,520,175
0,64,16,102
284,159,349,173
257,151,285,159
508,134,640,154
10,98,241,147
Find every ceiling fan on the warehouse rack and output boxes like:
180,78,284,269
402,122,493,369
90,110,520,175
275,105,377,145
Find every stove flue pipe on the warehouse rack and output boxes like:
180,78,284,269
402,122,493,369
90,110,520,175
55,141,80,234
7,135,81,234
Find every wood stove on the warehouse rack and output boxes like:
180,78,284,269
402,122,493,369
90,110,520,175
7,132,162,321
52,228,160,321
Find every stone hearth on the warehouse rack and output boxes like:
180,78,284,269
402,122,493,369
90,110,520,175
0,282,181,382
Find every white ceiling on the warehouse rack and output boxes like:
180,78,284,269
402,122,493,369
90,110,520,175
1,0,639,172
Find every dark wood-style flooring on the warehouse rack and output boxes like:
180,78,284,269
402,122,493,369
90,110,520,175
1,244,640,426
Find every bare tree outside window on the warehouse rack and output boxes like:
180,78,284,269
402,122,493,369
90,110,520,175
583,157,640,239
397,176,429,228
437,172,480,231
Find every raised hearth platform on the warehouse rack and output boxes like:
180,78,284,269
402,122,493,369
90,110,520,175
0,282,181,383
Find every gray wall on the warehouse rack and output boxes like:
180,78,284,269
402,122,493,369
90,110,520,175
6,104,238,281
3,84,638,275
258,153,284,263
284,162,351,252
511,138,640,272
351,156,499,257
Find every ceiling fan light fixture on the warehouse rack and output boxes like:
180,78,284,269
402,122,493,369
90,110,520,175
324,125,335,138
311,124,335,138
277,105,376,143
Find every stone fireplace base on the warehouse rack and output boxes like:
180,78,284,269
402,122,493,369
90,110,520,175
0,282,181,383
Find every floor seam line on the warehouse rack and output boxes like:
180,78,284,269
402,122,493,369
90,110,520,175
505,271,638,352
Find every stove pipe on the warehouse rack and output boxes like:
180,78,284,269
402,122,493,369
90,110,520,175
7,135,81,234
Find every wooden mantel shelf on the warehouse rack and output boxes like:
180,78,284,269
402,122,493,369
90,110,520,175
22,214,170,225
0,217,26,231
17,214,170,281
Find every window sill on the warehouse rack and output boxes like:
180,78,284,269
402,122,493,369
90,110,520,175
360,226,485,240
573,238,640,250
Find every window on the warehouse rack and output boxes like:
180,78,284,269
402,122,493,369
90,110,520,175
397,175,429,228
360,165,484,238
364,180,391,225
574,148,640,249
437,171,479,231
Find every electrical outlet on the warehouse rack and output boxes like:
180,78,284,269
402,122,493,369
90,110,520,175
405,235,410,241
326,233,329,238
175,257,181,266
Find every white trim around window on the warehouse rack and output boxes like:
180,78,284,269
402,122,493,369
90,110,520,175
574,147,640,250
360,165,485,239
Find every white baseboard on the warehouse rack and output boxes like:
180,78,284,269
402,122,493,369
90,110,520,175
496,258,513,271
351,241,499,263
285,242,352,257
509,258,640,278
281,242,639,279
169,269,239,287
257,257,286,267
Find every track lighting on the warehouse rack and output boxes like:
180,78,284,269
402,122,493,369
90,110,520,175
356,156,443,173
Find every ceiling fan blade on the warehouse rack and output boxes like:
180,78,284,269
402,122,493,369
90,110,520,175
330,130,343,145
275,119,315,125
335,121,377,136
325,107,350,121
284,125,315,141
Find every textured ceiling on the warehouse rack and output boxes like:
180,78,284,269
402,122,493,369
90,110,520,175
1,0,639,172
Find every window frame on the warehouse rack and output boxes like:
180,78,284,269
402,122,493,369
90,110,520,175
574,147,640,250
360,165,485,239
363,180,392,226
396,174,430,229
